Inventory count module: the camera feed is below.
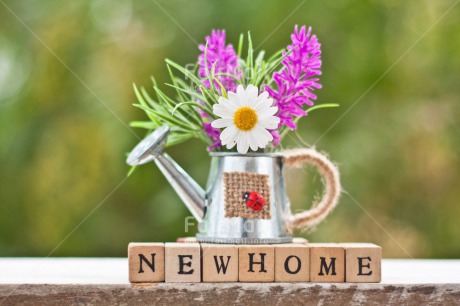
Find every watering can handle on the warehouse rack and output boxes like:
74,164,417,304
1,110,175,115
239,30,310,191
283,149,341,230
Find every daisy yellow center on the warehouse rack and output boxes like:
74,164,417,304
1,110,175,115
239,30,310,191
233,107,258,131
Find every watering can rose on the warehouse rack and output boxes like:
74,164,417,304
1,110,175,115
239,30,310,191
211,85,280,154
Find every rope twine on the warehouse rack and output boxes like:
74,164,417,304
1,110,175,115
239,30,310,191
283,148,341,230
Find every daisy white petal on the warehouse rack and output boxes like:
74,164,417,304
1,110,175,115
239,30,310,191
211,118,232,129
258,106,278,118
246,85,259,101
220,96,239,110
248,132,260,151
259,117,280,130
220,125,237,144
212,86,281,153
212,106,232,119
237,132,250,154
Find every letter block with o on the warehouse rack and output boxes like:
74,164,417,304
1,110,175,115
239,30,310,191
274,243,310,282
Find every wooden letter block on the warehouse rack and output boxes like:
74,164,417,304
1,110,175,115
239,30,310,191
275,243,310,282
310,243,345,282
342,243,382,283
165,243,201,282
239,245,274,282
128,243,164,283
292,237,308,244
201,244,238,282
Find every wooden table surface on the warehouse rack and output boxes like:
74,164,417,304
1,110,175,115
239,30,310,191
0,258,459,305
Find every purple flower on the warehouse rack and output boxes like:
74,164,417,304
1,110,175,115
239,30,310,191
198,30,240,92
265,25,322,136
198,30,241,150
203,122,221,150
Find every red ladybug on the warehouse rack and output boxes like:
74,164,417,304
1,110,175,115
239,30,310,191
243,191,266,211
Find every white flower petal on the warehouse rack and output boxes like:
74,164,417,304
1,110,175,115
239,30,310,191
227,91,241,108
220,125,237,144
247,131,259,151
236,85,245,96
258,91,269,100
257,125,274,141
254,97,274,112
224,98,240,112
258,106,278,118
213,104,234,119
215,86,280,153
252,126,271,148
237,133,249,154
259,116,280,130
211,118,232,129
246,85,259,102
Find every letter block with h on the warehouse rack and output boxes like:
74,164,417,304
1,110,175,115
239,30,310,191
128,243,165,283
310,243,345,282
239,245,274,282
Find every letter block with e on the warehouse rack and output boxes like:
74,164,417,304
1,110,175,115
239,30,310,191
342,243,382,283
310,243,345,282
238,245,274,282
201,244,239,282
165,243,201,282
128,243,165,283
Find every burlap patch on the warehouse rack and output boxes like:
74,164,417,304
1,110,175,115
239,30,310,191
223,171,271,219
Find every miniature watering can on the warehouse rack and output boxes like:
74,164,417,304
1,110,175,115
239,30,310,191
127,125,341,244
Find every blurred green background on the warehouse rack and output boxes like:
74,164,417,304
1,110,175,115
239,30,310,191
1,0,459,258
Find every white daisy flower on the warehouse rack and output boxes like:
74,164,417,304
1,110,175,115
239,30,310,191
211,84,280,154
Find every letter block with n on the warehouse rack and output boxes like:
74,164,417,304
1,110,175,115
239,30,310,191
239,245,274,282
128,243,165,283
201,244,238,282
309,243,345,282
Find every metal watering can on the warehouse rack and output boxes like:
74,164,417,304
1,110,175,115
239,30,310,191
127,125,341,244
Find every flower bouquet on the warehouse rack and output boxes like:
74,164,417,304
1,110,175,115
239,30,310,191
127,26,341,242
131,26,337,154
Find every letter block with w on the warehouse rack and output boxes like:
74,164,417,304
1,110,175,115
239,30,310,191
201,244,239,282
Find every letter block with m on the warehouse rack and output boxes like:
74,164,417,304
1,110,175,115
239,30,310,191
309,243,345,282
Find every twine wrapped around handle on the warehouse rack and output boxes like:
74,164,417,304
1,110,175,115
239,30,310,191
283,148,341,230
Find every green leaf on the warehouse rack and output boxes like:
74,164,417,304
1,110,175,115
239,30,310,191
246,32,254,82
237,33,244,58
165,59,203,86
129,121,157,129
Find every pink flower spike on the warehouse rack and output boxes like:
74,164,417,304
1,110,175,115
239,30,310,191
265,25,322,139
198,29,241,149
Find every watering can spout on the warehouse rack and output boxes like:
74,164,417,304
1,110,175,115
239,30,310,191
126,125,206,222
